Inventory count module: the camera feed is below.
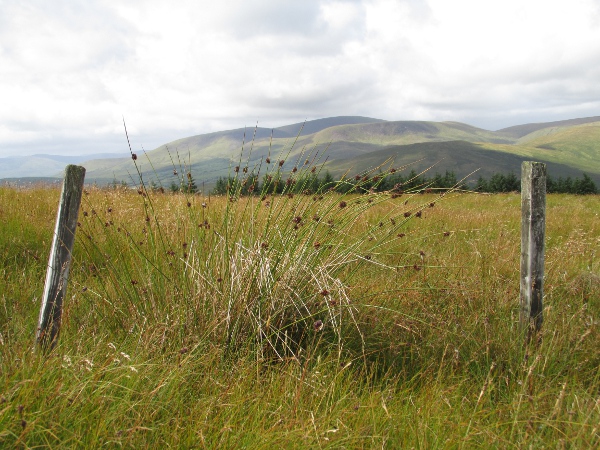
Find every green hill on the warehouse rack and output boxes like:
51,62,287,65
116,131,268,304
329,140,598,184
79,116,600,187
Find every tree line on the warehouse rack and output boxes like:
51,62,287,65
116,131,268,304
212,170,464,196
210,169,597,196
113,168,597,195
473,172,597,194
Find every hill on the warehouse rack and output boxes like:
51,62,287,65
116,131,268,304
3,115,599,187
497,115,600,138
82,118,523,186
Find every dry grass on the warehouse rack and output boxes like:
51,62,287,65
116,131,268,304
0,183,598,448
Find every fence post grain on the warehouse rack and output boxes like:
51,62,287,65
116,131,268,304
36,165,86,350
520,161,546,344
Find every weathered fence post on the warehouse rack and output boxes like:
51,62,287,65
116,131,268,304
36,165,86,350
520,161,546,344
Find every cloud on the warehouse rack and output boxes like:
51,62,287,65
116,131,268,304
0,0,599,156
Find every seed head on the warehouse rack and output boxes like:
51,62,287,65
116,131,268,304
314,320,323,331
131,153,137,161
339,201,347,208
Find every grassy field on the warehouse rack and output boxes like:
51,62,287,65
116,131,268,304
1,181,599,448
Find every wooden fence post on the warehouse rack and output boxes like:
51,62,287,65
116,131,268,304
36,165,86,350
520,161,546,344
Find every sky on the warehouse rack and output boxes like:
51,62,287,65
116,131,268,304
1,0,600,157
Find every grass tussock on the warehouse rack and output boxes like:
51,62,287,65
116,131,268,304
0,149,599,447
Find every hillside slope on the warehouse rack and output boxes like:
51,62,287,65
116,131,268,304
32,115,600,187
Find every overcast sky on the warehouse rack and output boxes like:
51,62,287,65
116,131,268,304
1,0,599,157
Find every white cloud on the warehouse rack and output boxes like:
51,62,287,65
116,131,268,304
0,0,599,157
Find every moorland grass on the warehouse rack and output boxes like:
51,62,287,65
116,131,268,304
0,180,598,448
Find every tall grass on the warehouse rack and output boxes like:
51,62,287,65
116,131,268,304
0,152,598,447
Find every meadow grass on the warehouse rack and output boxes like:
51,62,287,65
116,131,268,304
0,179,598,448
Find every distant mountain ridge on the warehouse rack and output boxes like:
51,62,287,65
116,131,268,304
497,116,600,138
0,153,125,179
1,116,599,185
